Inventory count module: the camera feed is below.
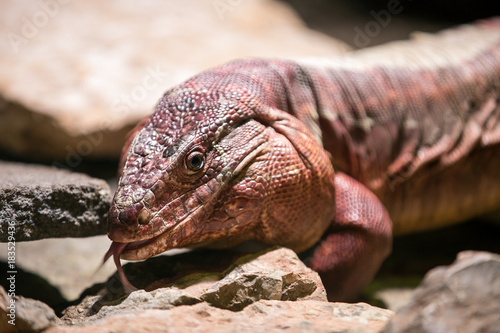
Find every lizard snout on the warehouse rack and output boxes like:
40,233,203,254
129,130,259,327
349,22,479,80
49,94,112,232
107,201,146,242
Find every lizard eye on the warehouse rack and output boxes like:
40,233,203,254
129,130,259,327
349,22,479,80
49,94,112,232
185,150,205,172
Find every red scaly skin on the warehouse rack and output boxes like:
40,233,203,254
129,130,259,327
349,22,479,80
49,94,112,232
107,19,500,301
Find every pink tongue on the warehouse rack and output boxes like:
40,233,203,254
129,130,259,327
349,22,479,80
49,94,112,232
102,242,138,294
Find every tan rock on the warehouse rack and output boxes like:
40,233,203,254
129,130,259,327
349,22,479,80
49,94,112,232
60,247,326,324
201,247,327,310
49,300,393,333
0,0,349,163
0,285,61,333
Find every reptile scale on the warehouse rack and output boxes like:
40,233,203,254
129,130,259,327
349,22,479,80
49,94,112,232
104,19,500,301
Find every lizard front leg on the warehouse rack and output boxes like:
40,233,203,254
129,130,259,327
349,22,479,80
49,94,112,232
306,172,392,301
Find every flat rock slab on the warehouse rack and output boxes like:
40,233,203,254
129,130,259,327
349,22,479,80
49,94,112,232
0,0,349,163
0,161,111,241
383,251,500,333
50,300,393,333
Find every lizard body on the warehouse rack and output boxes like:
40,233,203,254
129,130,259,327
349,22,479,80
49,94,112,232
106,19,500,301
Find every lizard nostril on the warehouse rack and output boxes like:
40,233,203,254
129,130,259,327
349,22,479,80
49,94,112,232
138,208,151,225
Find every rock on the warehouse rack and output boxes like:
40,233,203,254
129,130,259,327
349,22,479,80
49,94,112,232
383,251,500,333
0,261,66,311
60,247,326,324
0,161,111,241
364,220,500,311
62,289,199,326
201,247,327,310
0,236,117,302
49,300,393,333
374,288,415,312
0,285,61,333
0,0,349,163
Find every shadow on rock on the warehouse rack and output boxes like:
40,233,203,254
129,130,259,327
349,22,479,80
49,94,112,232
62,247,327,325
0,261,67,313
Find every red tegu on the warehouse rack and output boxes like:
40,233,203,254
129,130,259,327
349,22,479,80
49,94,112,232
104,19,500,301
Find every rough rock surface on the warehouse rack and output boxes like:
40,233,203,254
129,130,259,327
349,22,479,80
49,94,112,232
383,251,500,333
62,289,200,326
200,246,327,310
0,161,111,241
0,0,349,163
50,300,393,333
61,247,326,324
0,285,61,333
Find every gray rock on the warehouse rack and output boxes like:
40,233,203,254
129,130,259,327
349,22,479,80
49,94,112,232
0,285,61,333
0,161,110,241
62,289,199,326
383,251,500,333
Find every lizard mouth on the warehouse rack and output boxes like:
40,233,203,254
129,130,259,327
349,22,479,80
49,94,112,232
103,208,200,292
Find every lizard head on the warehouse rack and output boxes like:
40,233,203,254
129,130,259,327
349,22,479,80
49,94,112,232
106,83,272,262
106,61,336,270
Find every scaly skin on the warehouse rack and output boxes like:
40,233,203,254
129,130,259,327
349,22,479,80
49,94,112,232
106,19,500,301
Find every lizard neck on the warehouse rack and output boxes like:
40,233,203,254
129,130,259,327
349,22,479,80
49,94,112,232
288,22,500,195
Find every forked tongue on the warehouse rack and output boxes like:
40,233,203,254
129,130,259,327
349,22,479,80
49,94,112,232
101,241,138,294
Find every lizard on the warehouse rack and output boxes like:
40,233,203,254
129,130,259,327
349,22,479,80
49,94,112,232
104,18,500,301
